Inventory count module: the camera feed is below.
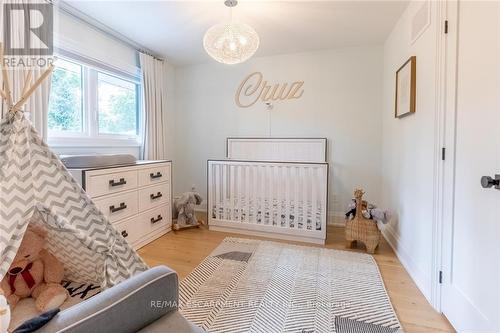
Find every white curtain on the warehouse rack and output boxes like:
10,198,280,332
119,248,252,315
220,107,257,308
0,0,52,140
139,52,168,160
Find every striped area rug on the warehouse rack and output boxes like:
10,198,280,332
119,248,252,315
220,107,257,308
179,238,403,333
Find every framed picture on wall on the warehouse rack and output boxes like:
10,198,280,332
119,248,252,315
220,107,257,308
395,56,416,118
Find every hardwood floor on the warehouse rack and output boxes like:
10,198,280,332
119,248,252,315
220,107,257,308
138,224,455,333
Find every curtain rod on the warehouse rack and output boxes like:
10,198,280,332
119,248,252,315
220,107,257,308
49,0,165,62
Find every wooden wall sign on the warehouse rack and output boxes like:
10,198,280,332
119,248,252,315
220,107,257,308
235,72,305,108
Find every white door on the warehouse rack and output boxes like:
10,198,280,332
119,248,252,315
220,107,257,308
442,1,500,332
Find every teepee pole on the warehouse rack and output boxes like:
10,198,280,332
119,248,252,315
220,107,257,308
22,70,33,97
0,87,7,101
12,64,54,111
0,43,13,108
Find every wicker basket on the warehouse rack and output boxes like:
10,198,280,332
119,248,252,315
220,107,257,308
345,189,380,254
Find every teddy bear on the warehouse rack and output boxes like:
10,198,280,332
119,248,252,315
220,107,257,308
0,224,69,313
173,192,202,227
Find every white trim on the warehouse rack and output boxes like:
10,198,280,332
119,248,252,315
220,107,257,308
381,225,433,304
440,0,459,318
48,137,140,148
429,0,449,311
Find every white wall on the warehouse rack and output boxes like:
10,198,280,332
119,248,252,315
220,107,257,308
381,0,440,303
173,46,383,217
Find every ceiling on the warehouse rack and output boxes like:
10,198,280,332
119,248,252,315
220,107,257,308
65,0,408,66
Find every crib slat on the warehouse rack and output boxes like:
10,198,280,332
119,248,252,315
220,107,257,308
284,166,290,228
213,164,218,220
300,168,308,230
321,166,327,231
235,165,239,221
274,165,280,226
261,165,266,224
266,165,270,225
287,166,292,228
293,167,300,229
230,165,236,221
223,164,228,220
311,167,318,231
243,165,250,223
253,165,258,224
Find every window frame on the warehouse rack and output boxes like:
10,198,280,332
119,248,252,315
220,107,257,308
47,55,142,148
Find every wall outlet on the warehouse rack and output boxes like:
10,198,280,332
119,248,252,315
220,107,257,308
191,185,196,192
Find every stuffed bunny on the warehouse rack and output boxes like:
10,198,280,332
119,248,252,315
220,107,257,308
173,192,202,227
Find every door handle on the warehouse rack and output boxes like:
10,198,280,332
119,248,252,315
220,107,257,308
121,230,128,238
481,175,500,190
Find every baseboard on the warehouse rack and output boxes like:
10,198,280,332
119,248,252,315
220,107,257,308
381,225,434,308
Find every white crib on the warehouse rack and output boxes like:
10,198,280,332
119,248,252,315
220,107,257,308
208,138,329,244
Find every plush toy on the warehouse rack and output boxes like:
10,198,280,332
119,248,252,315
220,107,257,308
173,192,202,227
0,290,10,333
0,224,68,313
345,198,391,224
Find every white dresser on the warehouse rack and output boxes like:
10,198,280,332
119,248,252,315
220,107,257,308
68,161,172,250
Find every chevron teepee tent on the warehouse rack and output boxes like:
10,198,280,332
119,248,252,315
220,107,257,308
0,45,148,288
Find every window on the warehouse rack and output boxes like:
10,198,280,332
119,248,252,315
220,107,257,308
48,57,140,145
48,59,83,133
97,73,138,136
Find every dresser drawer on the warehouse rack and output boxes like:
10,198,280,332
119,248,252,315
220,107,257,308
139,205,171,233
138,183,170,211
114,216,142,245
87,170,138,198
94,191,138,223
138,164,170,187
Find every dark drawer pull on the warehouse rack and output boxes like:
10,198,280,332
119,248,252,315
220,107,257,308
121,230,128,238
150,172,162,179
109,178,126,187
150,192,163,200
151,215,163,224
110,202,127,213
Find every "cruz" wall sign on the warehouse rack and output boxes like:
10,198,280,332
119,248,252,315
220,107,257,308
235,72,305,108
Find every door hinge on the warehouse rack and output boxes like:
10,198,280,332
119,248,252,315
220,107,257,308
439,271,443,284
442,147,446,161
444,20,449,34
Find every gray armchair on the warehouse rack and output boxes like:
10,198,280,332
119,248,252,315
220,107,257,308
38,266,203,333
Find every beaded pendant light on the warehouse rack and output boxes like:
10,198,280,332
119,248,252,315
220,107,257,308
203,0,259,65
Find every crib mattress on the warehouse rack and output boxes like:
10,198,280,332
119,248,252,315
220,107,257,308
212,198,323,231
